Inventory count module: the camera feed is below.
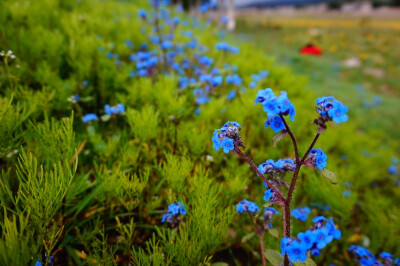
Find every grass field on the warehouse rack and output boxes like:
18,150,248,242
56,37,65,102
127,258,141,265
236,14,400,141
1,1,400,265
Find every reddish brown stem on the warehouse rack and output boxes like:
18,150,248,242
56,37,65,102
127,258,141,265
235,147,285,202
247,212,266,266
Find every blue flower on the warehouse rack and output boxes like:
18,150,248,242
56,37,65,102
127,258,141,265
161,41,173,50
236,199,259,213
328,101,348,123
249,81,257,88
124,40,133,48
162,201,186,224
312,216,328,224
104,103,125,115
264,189,273,201
138,9,147,19
172,17,180,26
254,88,275,105
316,96,348,123
292,207,311,222
211,76,223,87
256,89,296,120
313,228,333,249
285,240,307,262
215,42,240,54
265,116,285,133
258,158,296,177
310,247,321,256
82,113,98,123
388,165,398,175
263,101,279,117
297,230,316,250
221,138,234,153
343,190,351,197
326,217,341,239
309,148,327,170
212,132,221,151
226,90,236,100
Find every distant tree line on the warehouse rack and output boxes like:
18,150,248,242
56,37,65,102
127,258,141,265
328,0,400,8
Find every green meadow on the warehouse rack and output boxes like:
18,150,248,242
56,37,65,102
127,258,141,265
0,0,399,265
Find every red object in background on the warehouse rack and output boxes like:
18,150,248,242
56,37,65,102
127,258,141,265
300,44,322,56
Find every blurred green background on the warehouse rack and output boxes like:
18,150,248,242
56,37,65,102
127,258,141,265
0,0,399,265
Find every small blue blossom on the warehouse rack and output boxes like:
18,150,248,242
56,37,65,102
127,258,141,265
298,230,316,250
124,40,133,48
316,96,348,123
262,207,278,229
236,199,259,213
281,238,308,262
255,89,296,121
343,190,351,197
161,201,186,225
215,42,240,54
221,138,234,153
308,148,327,170
388,165,398,175
104,103,125,115
348,245,389,266
226,90,236,100
265,116,285,133
138,9,147,19
282,216,341,262
292,207,311,222
82,113,98,123
264,189,273,201
258,158,296,177
212,121,242,153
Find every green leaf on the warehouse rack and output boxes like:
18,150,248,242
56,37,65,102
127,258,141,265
268,228,279,238
78,96,93,102
241,232,255,243
265,249,283,266
319,168,338,184
211,263,229,266
272,131,287,147
293,258,317,266
100,114,111,122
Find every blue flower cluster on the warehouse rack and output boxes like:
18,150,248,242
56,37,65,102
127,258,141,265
291,207,311,222
254,89,295,133
280,216,341,262
316,96,348,123
248,70,269,89
362,96,382,109
212,121,242,153
215,42,240,54
258,158,296,177
82,113,98,123
348,245,400,266
198,2,217,13
306,148,328,170
104,103,125,115
261,207,279,229
236,199,260,213
161,201,186,225
193,88,210,105
130,51,159,77
311,202,331,211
